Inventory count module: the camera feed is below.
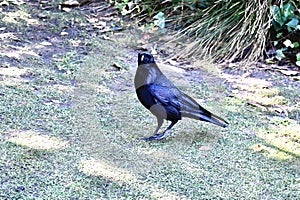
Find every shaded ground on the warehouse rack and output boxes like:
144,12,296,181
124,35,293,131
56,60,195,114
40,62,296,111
0,1,299,199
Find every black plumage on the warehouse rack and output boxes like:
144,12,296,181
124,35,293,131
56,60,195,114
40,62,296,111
134,52,229,140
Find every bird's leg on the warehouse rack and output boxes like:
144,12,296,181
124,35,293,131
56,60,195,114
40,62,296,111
142,117,163,141
153,117,163,135
160,120,178,137
142,120,178,141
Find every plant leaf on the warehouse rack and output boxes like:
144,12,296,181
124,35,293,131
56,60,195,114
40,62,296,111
275,48,286,61
296,53,300,61
276,32,283,38
293,42,299,48
286,18,299,30
283,3,295,18
153,12,165,29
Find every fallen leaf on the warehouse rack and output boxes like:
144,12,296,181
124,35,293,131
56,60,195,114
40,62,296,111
40,41,52,46
247,100,267,110
293,76,300,81
252,144,266,152
112,62,123,70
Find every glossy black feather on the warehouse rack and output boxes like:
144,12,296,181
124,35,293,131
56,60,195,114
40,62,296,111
134,52,228,140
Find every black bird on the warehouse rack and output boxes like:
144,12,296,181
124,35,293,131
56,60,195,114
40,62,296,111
134,52,229,141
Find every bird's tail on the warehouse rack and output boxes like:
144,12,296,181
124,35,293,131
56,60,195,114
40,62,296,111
182,111,229,128
207,113,229,128
180,94,229,128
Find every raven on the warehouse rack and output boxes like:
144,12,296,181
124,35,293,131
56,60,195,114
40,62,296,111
134,52,229,140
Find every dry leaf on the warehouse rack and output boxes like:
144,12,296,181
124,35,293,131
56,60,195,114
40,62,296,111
252,144,266,152
247,100,267,110
62,0,80,6
40,41,52,46
112,62,123,70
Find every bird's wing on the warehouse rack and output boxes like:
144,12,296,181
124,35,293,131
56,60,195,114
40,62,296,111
148,84,181,109
179,92,211,116
179,92,228,127
178,92,201,110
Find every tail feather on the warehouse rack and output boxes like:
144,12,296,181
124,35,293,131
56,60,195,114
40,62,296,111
181,111,229,128
179,93,229,128
209,113,229,128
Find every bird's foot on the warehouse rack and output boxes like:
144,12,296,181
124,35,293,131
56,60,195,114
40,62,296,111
141,133,166,141
141,131,175,141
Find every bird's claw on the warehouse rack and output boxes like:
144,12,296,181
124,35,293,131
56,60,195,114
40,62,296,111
141,131,175,141
141,133,166,141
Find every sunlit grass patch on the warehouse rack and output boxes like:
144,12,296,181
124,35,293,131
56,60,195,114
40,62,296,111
245,92,287,107
0,66,28,76
252,143,294,160
0,45,39,59
0,66,30,86
256,117,300,159
79,158,137,182
52,84,74,93
2,9,38,25
7,129,69,150
222,71,292,116
0,32,18,41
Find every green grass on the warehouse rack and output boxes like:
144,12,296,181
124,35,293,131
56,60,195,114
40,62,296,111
0,2,299,200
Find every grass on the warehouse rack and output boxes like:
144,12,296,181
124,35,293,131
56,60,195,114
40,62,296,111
0,2,299,199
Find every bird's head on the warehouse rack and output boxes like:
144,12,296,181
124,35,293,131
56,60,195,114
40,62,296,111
138,52,155,65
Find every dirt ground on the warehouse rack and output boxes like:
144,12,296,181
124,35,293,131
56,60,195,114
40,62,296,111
0,1,299,199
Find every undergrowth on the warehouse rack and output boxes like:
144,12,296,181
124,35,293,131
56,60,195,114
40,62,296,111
114,0,300,65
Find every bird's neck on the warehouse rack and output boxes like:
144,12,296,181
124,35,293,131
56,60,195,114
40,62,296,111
134,64,162,89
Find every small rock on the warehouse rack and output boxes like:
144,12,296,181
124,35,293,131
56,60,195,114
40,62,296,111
62,0,80,6
60,31,69,36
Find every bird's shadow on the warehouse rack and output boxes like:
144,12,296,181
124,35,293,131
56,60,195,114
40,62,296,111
140,125,222,147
